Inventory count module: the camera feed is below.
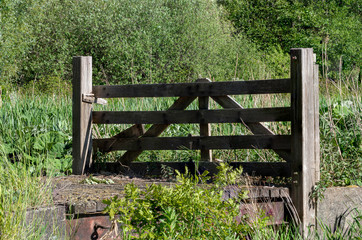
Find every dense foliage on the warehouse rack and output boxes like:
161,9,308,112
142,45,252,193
0,86,360,186
102,164,266,239
0,1,361,238
0,93,73,175
0,0,278,88
218,0,362,81
319,85,362,186
1,0,360,87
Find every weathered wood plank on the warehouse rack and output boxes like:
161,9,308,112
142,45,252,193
94,124,145,153
72,56,93,175
197,79,213,162
92,108,292,124
211,95,292,162
94,135,291,151
93,79,291,98
91,161,291,178
119,96,196,165
82,93,107,105
111,124,144,139
290,48,317,235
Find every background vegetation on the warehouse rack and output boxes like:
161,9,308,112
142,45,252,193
1,0,278,89
0,0,361,238
218,0,362,81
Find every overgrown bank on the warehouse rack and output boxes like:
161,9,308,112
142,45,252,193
0,0,361,238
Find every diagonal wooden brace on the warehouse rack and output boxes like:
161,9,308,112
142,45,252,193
119,96,197,165
93,124,145,153
211,95,291,162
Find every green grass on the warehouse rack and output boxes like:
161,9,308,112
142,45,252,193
0,77,360,238
0,92,73,175
101,164,362,239
0,78,360,182
0,157,53,239
319,78,362,187
0,92,71,238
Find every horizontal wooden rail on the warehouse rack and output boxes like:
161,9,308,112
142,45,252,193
91,162,292,178
92,107,292,124
74,49,320,234
94,135,291,152
92,79,291,98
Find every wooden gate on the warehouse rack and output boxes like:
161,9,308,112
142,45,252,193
72,48,319,233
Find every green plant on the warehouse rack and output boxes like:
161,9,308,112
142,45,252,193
218,0,362,80
103,165,269,239
319,81,362,187
214,162,244,186
0,91,73,175
317,208,362,240
0,150,55,239
1,0,273,90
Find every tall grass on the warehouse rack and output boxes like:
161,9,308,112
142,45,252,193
0,76,360,184
0,78,360,238
0,156,53,239
319,77,362,187
0,92,69,239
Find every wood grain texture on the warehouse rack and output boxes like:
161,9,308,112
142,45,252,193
92,108,292,124
111,124,145,139
92,79,291,98
119,96,196,165
72,56,93,175
211,95,292,162
290,48,317,235
93,135,291,151
94,124,145,153
197,79,213,162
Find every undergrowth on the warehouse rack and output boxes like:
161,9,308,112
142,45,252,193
0,77,360,186
0,153,54,239
102,163,267,239
0,83,360,239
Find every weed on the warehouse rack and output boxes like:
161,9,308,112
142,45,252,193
102,164,269,239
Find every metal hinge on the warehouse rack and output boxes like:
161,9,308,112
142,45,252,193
82,94,107,105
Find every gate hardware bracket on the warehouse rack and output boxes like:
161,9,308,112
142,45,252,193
82,94,107,105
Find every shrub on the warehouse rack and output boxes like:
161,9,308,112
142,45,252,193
1,0,273,88
218,0,362,80
102,164,268,239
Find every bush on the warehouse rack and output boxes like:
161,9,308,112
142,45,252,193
218,0,362,80
102,164,267,239
0,0,274,88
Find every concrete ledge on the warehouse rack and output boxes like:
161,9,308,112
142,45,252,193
26,205,66,240
317,187,362,231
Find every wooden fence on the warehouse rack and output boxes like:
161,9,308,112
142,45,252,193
72,48,319,233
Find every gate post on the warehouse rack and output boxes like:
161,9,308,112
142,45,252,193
72,56,93,175
197,78,213,162
290,48,319,235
